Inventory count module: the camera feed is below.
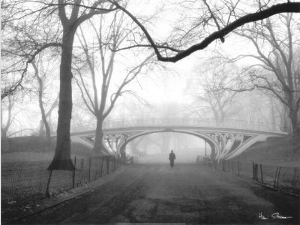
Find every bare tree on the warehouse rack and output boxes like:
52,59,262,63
74,11,156,155
231,13,300,151
2,0,119,169
276,102,292,133
1,95,15,139
187,59,240,125
37,96,59,138
1,92,26,151
1,1,62,100
31,52,60,146
47,0,121,169
1,97,13,152
3,18,60,146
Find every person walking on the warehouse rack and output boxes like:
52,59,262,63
169,150,176,168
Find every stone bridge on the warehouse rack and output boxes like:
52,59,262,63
71,118,286,161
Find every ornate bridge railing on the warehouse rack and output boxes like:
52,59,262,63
101,118,283,133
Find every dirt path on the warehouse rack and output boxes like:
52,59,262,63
12,164,299,224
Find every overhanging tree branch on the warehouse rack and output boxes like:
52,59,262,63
110,1,300,62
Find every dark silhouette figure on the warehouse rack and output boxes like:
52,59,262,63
169,150,176,168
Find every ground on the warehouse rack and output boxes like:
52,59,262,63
9,163,300,224
2,135,300,224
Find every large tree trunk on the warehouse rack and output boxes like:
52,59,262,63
279,105,291,132
39,95,59,140
93,117,109,155
270,96,276,131
48,28,75,170
285,89,300,152
37,80,52,147
1,129,9,152
290,108,300,152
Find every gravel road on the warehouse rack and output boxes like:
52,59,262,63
13,163,300,224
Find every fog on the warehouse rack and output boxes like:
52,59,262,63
126,132,211,164
137,148,205,164
2,1,295,141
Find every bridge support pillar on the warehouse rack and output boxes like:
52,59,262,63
120,144,126,162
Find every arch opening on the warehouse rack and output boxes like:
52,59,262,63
118,130,217,163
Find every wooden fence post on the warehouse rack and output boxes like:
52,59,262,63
98,157,101,177
100,157,104,176
94,157,98,180
81,158,84,184
277,167,281,188
292,168,298,186
107,156,110,174
73,156,76,188
114,156,116,171
273,167,281,189
45,170,53,197
88,157,92,182
116,155,119,169
260,164,264,184
252,162,254,180
253,162,257,181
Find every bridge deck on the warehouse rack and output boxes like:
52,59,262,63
71,125,287,137
70,118,286,137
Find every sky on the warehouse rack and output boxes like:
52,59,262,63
134,58,194,104
117,0,261,107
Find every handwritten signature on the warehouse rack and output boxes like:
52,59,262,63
259,212,293,220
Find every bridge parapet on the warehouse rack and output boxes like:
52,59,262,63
102,118,282,133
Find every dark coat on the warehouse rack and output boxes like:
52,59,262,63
169,152,176,161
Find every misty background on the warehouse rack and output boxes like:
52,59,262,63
2,0,299,160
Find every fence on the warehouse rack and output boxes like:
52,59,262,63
1,155,122,202
200,159,300,197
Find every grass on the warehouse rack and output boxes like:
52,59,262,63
236,135,300,167
1,136,119,222
1,156,117,222
1,136,93,162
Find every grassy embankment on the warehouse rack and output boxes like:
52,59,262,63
2,135,300,166
236,135,300,167
1,136,92,162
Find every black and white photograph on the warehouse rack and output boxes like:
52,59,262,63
1,0,300,224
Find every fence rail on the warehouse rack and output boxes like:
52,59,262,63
198,157,300,197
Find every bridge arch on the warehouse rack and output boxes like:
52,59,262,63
117,129,219,159
71,118,286,161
